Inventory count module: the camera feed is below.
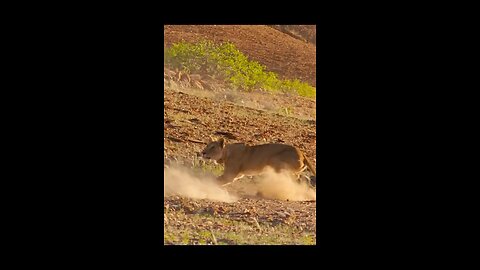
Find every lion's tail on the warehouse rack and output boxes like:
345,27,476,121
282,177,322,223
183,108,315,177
303,154,316,177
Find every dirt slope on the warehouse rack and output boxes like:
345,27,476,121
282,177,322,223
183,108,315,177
268,25,316,45
164,25,316,87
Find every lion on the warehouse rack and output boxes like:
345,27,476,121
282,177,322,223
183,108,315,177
200,137,316,187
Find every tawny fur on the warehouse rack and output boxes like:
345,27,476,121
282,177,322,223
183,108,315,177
201,138,316,186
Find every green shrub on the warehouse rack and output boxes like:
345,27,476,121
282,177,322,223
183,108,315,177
164,40,316,98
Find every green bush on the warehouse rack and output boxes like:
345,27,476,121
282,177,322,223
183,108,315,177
164,40,316,98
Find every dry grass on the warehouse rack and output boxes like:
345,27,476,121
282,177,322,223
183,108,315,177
164,197,316,245
166,85,315,121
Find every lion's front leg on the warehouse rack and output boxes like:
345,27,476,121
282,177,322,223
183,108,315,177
217,169,240,187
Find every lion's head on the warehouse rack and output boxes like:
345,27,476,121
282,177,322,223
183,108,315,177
201,137,225,161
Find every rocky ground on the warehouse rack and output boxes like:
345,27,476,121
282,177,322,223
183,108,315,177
164,83,317,245
164,25,317,245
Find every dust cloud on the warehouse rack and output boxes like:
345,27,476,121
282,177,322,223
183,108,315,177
164,165,315,202
164,165,238,203
235,168,316,201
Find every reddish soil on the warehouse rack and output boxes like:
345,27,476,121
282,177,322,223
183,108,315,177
268,25,317,45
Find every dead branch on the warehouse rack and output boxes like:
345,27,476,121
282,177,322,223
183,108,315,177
252,217,262,232
185,139,207,145
165,136,183,143
165,136,206,145
214,131,237,140
210,230,218,245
